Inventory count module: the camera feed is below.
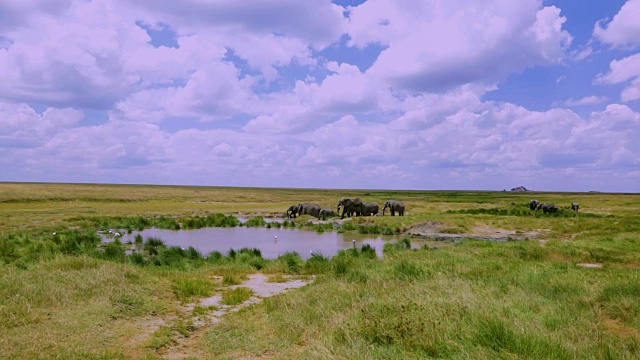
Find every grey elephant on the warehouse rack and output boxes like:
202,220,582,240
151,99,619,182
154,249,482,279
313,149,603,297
286,205,298,218
383,200,405,216
337,198,365,219
362,202,379,216
295,203,321,218
571,202,580,212
536,202,558,214
319,209,336,220
529,199,540,211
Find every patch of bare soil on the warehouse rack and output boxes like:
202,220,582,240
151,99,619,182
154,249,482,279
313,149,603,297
405,221,542,242
157,274,314,360
577,263,604,268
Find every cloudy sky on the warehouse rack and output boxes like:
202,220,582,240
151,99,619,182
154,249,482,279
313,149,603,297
1,0,639,192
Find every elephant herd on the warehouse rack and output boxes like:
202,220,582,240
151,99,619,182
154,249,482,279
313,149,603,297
286,198,406,220
529,199,580,214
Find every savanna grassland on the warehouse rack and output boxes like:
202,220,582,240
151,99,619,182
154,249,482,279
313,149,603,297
1,182,640,359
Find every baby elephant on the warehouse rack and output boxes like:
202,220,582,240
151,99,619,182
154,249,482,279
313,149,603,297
571,202,580,212
319,209,336,220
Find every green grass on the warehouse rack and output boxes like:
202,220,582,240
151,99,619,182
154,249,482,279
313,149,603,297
204,242,640,359
221,287,254,306
0,183,639,358
172,277,215,301
0,255,172,358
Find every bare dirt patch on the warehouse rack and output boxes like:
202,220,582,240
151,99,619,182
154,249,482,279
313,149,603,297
157,274,314,360
577,263,604,268
405,221,541,242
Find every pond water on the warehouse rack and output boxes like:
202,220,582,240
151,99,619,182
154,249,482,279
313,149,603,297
103,226,407,259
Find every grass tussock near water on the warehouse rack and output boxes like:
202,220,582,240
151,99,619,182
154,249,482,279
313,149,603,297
0,183,639,358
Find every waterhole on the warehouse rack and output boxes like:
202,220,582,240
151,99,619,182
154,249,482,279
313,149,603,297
104,226,406,259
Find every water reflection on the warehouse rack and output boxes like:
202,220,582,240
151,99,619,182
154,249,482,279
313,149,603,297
104,227,402,259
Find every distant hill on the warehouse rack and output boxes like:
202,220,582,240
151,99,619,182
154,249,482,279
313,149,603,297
510,186,530,192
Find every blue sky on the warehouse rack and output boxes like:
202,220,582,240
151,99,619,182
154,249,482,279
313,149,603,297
0,0,639,192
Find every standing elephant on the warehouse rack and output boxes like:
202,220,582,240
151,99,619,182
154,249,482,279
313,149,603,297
571,202,580,212
337,198,365,219
362,202,379,216
529,200,540,211
295,203,321,218
383,200,405,216
536,203,558,214
319,209,336,220
286,205,298,218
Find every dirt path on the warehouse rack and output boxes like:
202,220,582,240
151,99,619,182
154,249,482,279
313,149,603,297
157,274,315,360
405,221,542,242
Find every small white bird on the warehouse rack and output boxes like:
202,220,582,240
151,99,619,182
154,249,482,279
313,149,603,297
52,232,56,235
352,239,356,248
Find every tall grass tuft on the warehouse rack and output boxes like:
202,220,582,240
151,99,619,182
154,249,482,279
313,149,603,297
473,317,571,359
172,277,215,300
244,216,267,227
305,253,331,274
221,287,254,305
180,214,240,229
102,239,126,261
144,237,166,255
394,259,426,281
383,238,412,254
234,248,265,270
278,252,303,274
55,230,101,256
360,243,378,259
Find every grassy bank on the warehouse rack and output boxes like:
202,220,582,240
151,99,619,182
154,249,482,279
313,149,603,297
208,240,640,359
0,182,639,358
